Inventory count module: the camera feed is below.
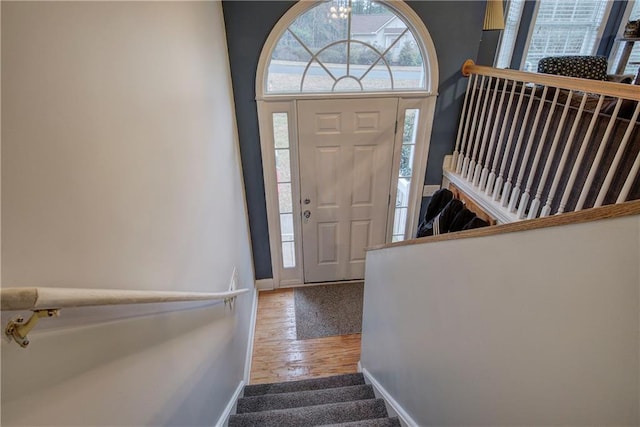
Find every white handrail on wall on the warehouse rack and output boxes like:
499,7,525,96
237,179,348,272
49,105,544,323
1,287,249,311
2,287,250,348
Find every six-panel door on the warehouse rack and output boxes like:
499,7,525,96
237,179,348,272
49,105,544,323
297,98,398,282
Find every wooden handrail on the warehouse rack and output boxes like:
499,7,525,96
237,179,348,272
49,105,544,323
461,60,640,102
1,287,250,311
368,199,640,252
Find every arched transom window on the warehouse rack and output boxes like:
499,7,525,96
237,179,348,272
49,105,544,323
266,0,428,93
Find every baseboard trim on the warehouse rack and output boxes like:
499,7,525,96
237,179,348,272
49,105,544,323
255,278,274,291
243,289,258,383
360,364,418,427
215,379,244,427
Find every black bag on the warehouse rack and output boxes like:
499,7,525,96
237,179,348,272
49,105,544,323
448,208,477,233
462,216,489,231
416,189,453,238
418,199,464,237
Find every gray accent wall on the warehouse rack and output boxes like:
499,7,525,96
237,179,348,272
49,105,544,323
223,1,486,280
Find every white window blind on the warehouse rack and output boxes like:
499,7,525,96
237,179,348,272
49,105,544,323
495,0,526,68
522,0,610,71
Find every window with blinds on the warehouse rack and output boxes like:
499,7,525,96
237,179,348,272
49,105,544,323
495,0,525,68
522,0,611,72
495,0,611,72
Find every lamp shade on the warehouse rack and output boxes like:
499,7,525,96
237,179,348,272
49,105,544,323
484,0,505,30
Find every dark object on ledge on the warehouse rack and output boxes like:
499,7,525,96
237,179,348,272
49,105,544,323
624,20,640,38
417,196,489,238
449,208,477,233
537,55,634,84
538,56,609,81
423,189,453,223
462,216,489,231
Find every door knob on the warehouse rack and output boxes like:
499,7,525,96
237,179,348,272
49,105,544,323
303,210,311,219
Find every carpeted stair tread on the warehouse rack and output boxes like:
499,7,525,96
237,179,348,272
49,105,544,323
228,398,388,427
243,373,365,397
236,384,375,413
321,417,402,427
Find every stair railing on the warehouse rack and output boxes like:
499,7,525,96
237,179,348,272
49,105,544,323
447,60,640,223
1,287,249,348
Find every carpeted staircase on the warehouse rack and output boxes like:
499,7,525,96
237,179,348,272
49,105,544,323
228,373,401,426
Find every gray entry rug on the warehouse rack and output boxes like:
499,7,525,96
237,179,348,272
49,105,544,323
294,282,364,340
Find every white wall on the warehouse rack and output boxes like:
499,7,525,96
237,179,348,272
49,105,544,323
362,215,640,425
1,1,255,425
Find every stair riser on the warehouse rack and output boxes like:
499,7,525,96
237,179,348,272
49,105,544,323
237,384,375,414
243,373,365,397
229,399,388,427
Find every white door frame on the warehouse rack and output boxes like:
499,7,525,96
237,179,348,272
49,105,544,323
257,95,436,288
255,0,439,288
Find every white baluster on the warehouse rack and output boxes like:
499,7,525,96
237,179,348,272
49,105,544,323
509,86,549,213
617,148,640,204
575,99,622,211
480,78,508,191
457,74,479,174
556,95,605,214
473,77,500,187
541,93,588,216
486,80,517,197
594,102,640,207
518,88,560,219
468,77,493,183
501,83,536,208
462,75,486,178
452,76,473,172
529,90,574,219
493,83,527,202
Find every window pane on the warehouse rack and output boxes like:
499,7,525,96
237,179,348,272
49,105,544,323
268,31,311,93
317,43,348,77
496,0,526,68
349,42,383,79
282,241,296,268
280,213,294,242
289,2,348,52
275,149,291,183
522,0,610,72
396,177,411,208
360,64,393,91
391,107,420,241
403,109,420,144
301,61,337,92
272,113,289,148
334,77,364,91
393,207,408,236
399,145,415,178
278,183,293,213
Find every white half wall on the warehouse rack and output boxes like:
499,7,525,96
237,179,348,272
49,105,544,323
362,215,640,425
1,2,255,425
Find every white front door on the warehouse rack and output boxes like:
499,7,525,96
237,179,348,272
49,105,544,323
298,98,399,283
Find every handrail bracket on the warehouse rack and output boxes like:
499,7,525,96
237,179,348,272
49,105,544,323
5,309,60,348
224,296,236,310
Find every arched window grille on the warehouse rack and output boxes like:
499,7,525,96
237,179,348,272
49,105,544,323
266,0,428,93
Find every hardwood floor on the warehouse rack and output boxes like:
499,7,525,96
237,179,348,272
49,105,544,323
249,288,362,385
